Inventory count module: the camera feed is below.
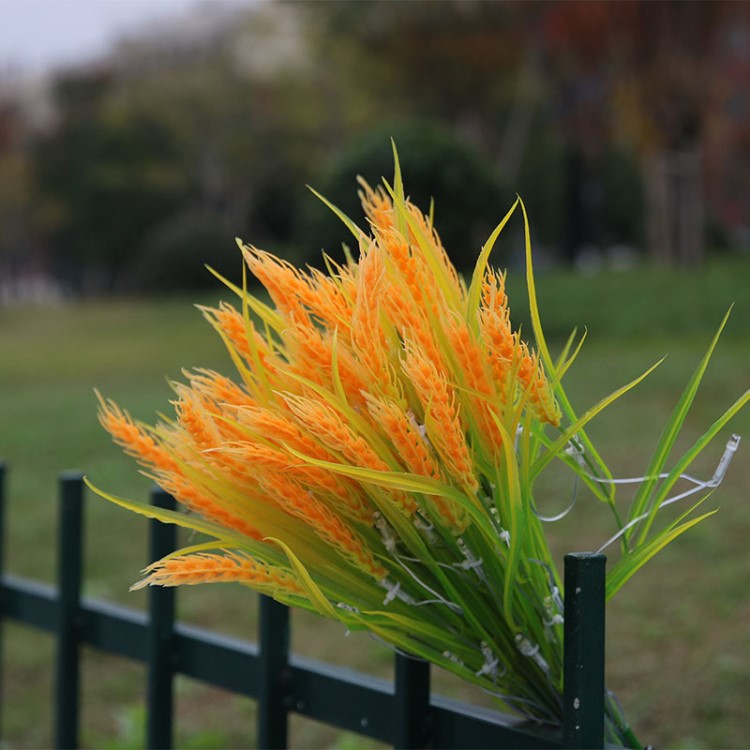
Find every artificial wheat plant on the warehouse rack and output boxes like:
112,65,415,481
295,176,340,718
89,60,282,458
91,149,749,748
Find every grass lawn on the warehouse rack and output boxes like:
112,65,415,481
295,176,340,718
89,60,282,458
1,258,749,748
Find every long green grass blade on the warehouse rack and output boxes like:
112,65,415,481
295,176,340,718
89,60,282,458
607,508,717,600
530,358,663,482
466,198,519,333
306,185,365,243
266,536,337,617
628,308,733,544
84,478,257,550
638,389,750,540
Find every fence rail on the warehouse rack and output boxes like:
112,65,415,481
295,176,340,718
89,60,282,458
0,464,606,749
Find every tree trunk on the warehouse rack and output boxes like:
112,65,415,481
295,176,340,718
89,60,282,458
645,148,704,267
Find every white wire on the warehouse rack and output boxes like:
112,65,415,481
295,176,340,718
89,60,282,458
595,434,740,553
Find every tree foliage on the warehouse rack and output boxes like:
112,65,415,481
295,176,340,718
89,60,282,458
296,120,508,274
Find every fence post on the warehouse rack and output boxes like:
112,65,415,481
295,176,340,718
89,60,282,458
563,552,606,750
257,595,290,749
0,462,6,740
54,471,84,750
394,654,431,749
146,487,177,750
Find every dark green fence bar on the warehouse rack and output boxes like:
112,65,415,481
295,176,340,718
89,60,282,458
394,653,430,748
54,472,84,750
430,696,560,750
146,488,177,749
563,552,606,749
257,595,291,749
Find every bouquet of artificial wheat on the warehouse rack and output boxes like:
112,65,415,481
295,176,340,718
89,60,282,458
91,150,748,748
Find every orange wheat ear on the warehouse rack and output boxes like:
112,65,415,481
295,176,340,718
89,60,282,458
400,342,479,495
350,247,400,399
185,369,254,409
203,302,255,362
444,315,505,455
201,303,285,376
96,393,178,475
261,474,387,579
365,394,468,531
286,322,370,409
158,474,264,541
403,200,462,304
359,179,396,234
518,346,561,427
283,394,418,516
232,407,376,524
305,266,355,331
173,389,221,451
132,552,304,593
242,246,311,324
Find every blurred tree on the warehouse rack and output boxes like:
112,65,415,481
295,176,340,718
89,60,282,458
295,120,509,275
27,0,734,295
134,211,241,292
541,0,731,266
0,104,35,277
30,0,399,293
302,1,646,263
301,1,531,160
33,69,190,292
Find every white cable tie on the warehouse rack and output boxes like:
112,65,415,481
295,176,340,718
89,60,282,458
413,514,437,542
515,634,539,657
530,559,564,613
454,559,488,586
597,434,742,554
708,434,740,487
475,642,502,679
456,536,485,572
565,437,587,469
374,512,398,553
514,424,523,452
380,577,416,606
442,650,465,667
516,635,550,673
383,580,401,606
499,528,511,546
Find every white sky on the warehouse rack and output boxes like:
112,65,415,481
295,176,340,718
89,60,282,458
0,0,253,72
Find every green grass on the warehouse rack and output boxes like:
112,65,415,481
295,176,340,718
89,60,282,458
1,258,749,747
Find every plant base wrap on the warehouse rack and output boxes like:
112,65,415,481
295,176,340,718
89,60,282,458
92,147,747,747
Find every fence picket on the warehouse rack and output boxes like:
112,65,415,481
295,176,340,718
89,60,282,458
563,553,606,749
258,595,291,749
146,487,177,750
394,653,431,749
0,462,6,740
54,472,84,750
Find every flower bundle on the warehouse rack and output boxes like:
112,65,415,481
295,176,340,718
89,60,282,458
92,152,748,747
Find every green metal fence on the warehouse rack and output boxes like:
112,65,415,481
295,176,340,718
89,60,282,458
0,464,607,749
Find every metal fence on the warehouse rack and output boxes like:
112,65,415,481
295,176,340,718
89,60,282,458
0,465,607,749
